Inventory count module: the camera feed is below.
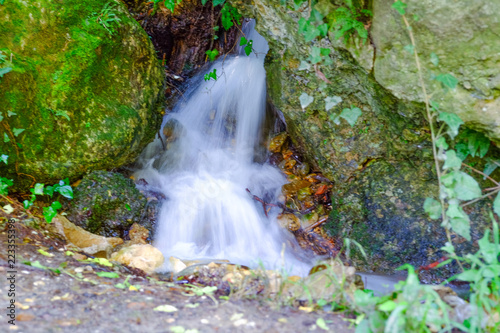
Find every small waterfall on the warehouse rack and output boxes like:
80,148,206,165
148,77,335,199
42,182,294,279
134,20,311,275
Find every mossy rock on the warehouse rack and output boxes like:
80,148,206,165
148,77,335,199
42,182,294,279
66,171,149,238
0,0,164,191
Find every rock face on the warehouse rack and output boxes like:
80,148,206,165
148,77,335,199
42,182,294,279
0,0,164,190
371,0,500,142
232,0,497,276
66,171,150,238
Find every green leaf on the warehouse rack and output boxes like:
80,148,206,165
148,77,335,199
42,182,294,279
205,49,219,62
435,73,458,89
0,112,3,122
52,201,62,210
201,0,208,5
467,131,490,158
449,215,471,241
96,271,120,278
456,269,479,282
378,300,397,312
3,133,9,143
13,128,25,137
54,110,70,121
56,185,73,199
244,40,253,56
7,111,16,117
391,1,407,15
453,171,482,201
0,66,12,77
34,183,45,195
403,44,414,54
303,25,320,41
478,230,498,264
483,159,499,177
299,93,314,109
212,0,225,6
154,304,178,312
309,46,322,64
325,96,342,111
239,36,248,46
424,198,441,220
430,52,439,66
340,106,362,127
443,150,462,170
1,154,8,164
43,205,58,223
493,192,500,217
438,112,463,138
316,318,328,330
125,203,131,211
298,61,310,71
435,137,448,150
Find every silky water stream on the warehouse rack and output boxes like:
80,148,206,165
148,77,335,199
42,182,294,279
134,20,313,276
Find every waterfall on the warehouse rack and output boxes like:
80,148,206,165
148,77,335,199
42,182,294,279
134,20,312,275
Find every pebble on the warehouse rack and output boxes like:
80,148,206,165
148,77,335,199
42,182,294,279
201,319,209,324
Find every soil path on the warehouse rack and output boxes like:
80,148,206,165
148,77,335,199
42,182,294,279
0,222,353,333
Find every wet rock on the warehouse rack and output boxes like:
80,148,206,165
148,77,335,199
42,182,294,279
50,216,123,256
110,244,164,274
287,260,358,302
127,223,149,244
269,132,288,153
282,180,311,196
0,0,164,190
66,171,149,238
277,213,301,232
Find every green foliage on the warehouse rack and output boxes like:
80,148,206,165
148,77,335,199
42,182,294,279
23,179,73,223
240,36,253,56
205,49,219,62
0,50,12,80
221,3,241,31
327,1,372,43
354,265,453,332
154,0,182,13
204,68,217,82
0,177,13,196
93,2,121,35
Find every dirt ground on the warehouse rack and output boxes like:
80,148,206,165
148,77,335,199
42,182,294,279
0,220,353,333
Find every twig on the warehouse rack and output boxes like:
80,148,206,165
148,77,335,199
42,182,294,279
462,163,499,186
304,216,328,232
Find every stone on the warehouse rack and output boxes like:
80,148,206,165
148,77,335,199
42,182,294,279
269,132,288,153
0,0,164,191
66,171,149,238
110,244,164,274
277,213,301,232
50,215,123,256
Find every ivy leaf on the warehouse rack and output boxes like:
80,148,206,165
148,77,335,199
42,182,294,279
309,46,322,64
493,192,500,217
325,96,342,111
438,112,463,138
34,183,45,195
340,106,362,127
303,25,320,42
7,111,16,117
240,36,248,46
56,185,73,199
201,0,208,5
467,131,490,158
483,159,499,177
318,23,328,37
0,112,3,122
3,133,9,143
443,150,462,170
0,67,12,78
430,52,439,66
205,49,219,62
244,40,253,56
96,271,120,278
299,93,314,109
435,73,458,89
424,198,441,220
212,0,225,6
13,128,25,137
391,1,407,15
1,154,8,164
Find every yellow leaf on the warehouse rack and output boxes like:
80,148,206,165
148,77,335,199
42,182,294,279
299,306,314,313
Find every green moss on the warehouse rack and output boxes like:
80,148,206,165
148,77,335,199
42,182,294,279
0,0,164,190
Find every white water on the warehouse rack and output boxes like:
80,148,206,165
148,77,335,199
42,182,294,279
134,20,312,275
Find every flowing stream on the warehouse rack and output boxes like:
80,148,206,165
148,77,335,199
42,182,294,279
134,21,312,275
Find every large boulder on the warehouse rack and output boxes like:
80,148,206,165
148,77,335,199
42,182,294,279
0,0,164,190
231,0,498,277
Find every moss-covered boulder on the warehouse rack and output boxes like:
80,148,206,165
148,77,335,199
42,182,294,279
0,0,164,190
66,171,150,238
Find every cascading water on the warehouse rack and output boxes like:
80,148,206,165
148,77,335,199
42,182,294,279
134,20,312,275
